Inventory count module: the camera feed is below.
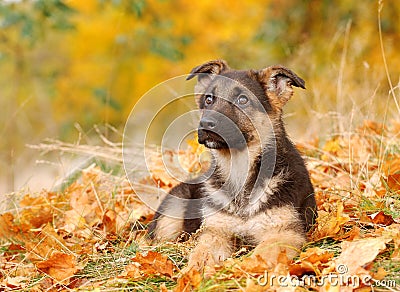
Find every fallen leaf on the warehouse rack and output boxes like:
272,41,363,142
61,209,86,233
0,213,30,239
289,261,315,277
374,188,387,198
38,277,53,290
25,224,69,261
312,202,350,240
321,137,342,160
103,209,117,233
361,120,386,135
386,173,400,193
19,195,53,228
368,211,395,226
236,255,271,274
119,263,142,279
320,282,341,292
5,243,25,256
290,247,334,276
132,251,175,278
68,277,90,289
382,224,400,260
244,278,265,292
5,276,29,289
160,282,169,292
354,287,374,292
36,252,78,283
329,224,360,242
299,247,334,264
335,237,391,275
382,157,400,176
371,266,387,280
174,268,202,292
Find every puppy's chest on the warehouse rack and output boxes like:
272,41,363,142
204,171,284,217
203,149,286,217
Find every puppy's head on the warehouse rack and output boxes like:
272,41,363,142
187,60,305,150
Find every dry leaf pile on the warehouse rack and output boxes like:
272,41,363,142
1,120,400,291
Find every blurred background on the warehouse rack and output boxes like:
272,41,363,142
0,0,399,194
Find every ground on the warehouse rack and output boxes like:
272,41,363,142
0,120,399,291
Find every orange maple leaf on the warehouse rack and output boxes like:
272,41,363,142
174,267,202,292
368,211,395,226
312,202,350,240
131,251,176,278
36,252,78,283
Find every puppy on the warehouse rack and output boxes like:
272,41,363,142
148,60,317,270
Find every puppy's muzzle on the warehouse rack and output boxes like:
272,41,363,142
198,114,247,150
198,116,226,148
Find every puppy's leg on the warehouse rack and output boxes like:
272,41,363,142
184,226,233,272
147,198,185,242
252,230,306,264
183,210,242,272
148,182,203,242
248,205,306,264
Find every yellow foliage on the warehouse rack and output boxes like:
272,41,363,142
2,0,400,193
53,0,269,127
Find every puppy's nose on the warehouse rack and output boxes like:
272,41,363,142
199,117,216,130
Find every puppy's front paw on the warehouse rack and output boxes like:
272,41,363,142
180,225,233,275
251,232,305,265
250,246,282,266
186,246,216,271
181,240,229,276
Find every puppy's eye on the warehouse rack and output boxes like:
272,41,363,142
237,94,248,105
204,94,213,105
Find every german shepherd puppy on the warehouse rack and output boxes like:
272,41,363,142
148,60,316,271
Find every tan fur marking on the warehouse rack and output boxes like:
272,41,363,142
247,207,306,264
152,216,184,242
251,229,305,264
251,110,278,148
185,226,233,272
213,147,254,196
249,206,304,244
203,206,301,239
209,142,263,197
195,205,305,266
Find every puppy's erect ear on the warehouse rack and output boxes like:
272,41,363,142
256,65,305,111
